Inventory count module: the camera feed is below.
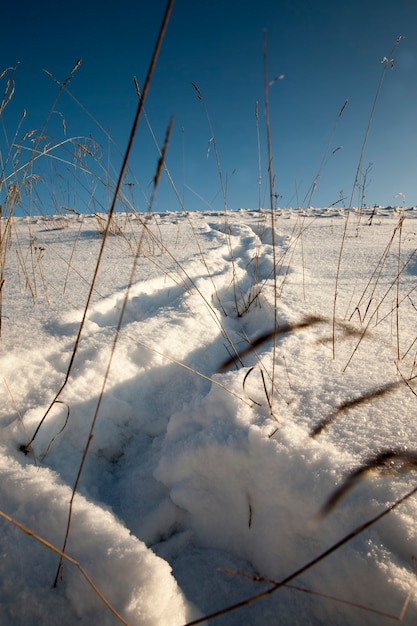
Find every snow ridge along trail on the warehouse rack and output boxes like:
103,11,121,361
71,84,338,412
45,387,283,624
1,208,417,624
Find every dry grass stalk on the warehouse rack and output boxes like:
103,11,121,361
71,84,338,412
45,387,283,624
262,30,279,409
221,566,415,622
347,217,401,324
191,81,243,315
130,217,244,365
50,0,175,587
239,327,290,412
344,245,417,371
332,36,404,357
302,100,347,209
395,216,404,360
132,79,230,316
0,509,128,625
20,0,174,458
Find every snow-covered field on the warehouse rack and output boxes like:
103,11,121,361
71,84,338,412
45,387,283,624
1,206,417,625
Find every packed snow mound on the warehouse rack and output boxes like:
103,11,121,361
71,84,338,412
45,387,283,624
0,454,198,625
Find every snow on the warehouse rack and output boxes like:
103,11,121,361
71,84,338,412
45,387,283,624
1,206,417,625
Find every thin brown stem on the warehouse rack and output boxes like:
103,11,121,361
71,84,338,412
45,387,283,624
52,0,175,585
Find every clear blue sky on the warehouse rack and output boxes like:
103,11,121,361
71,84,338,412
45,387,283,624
2,0,417,214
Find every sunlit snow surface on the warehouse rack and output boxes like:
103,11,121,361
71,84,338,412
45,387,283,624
1,206,417,625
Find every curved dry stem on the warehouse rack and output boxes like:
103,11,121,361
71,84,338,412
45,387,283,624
320,449,417,517
310,380,406,439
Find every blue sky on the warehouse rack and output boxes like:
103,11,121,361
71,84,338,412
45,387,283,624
1,0,417,214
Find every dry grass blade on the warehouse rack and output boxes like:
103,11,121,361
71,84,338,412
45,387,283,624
217,315,324,372
310,380,405,438
239,328,289,409
320,449,417,517
153,116,173,194
3,135,96,185
191,80,242,314
241,365,279,417
0,509,129,626
41,401,71,460
302,99,347,208
221,568,411,621
242,367,263,406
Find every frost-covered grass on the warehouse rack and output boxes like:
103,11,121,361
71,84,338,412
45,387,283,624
1,206,417,625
